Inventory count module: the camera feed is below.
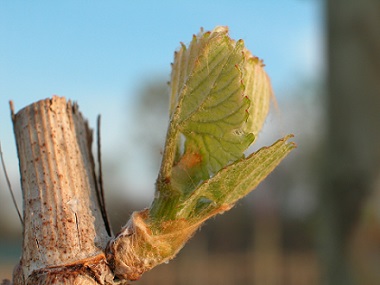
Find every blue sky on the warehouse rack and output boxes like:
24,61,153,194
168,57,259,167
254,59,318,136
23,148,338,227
0,1,323,202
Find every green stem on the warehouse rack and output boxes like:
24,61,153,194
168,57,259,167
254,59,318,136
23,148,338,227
149,190,181,223
156,117,180,189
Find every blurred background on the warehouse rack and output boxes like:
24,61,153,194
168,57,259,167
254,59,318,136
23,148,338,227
1,1,379,284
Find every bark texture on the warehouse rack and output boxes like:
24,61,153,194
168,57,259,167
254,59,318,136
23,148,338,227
11,97,115,285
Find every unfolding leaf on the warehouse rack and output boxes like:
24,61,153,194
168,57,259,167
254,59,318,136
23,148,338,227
177,135,296,219
243,56,272,135
170,27,254,178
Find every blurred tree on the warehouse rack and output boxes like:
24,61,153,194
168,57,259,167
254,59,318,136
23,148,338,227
322,1,380,284
131,77,169,170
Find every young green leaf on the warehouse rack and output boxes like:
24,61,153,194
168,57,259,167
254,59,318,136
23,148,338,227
161,27,252,185
177,135,296,220
243,56,272,135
